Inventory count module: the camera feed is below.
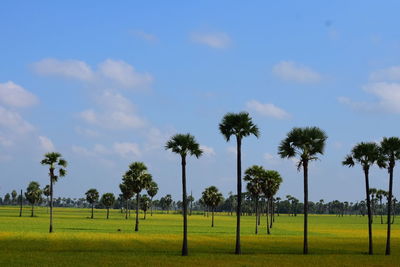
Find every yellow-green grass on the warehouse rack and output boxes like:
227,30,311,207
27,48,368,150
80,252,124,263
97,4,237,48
0,206,399,266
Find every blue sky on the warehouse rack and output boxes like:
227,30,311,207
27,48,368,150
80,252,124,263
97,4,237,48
1,1,400,202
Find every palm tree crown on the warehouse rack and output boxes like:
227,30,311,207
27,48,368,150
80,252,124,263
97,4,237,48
165,133,203,158
278,127,327,167
40,152,67,181
342,142,383,170
219,112,259,141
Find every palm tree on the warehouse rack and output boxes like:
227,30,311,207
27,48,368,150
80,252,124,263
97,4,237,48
140,194,151,219
43,185,50,213
376,190,386,224
100,193,115,219
187,194,195,216
262,170,283,231
119,182,133,219
122,162,152,231
146,181,158,216
244,165,264,234
219,112,259,254
166,133,203,256
85,189,99,219
202,186,224,227
342,142,382,255
369,188,377,221
40,152,67,233
25,181,42,217
380,137,400,255
278,127,327,254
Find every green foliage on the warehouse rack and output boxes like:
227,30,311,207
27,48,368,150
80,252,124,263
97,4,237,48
25,181,42,205
219,112,259,141
342,142,382,171
165,133,203,158
40,152,68,182
147,181,158,199
100,193,115,208
140,195,151,212
122,162,152,194
202,186,224,208
85,189,99,204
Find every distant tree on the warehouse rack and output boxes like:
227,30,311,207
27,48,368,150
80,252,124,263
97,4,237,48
160,194,173,213
43,185,50,210
85,188,99,219
122,162,152,231
40,152,67,233
244,165,264,234
140,194,151,219
376,190,386,224
166,133,203,256
146,181,158,216
11,190,17,205
219,112,259,254
119,182,133,219
202,186,224,227
4,193,10,205
100,193,115,219
25,181,42,217
343,142,383,255
261,170,283,233
187,193,194,216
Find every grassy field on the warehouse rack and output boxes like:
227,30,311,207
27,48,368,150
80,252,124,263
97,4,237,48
0,206,399,266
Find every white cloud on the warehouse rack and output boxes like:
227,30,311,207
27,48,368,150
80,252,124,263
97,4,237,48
132,30,158,42
200,145,216,156
75,127,100,138
0,106,34,134
38,136,55,152
339,82,400,114
32,58,94,81
370,66,400,81
246,100,290,119
79,91,146,129
98,59,153,89
0,81,38,108
191,32,231,49
272,61,321,83
113,142,141,158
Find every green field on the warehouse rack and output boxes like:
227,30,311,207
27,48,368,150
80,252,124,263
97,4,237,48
0,206,399,266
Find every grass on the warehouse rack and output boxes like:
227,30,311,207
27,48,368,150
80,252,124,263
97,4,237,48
0,206,399,266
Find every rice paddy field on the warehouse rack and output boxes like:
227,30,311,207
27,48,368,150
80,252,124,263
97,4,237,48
0,206,399,266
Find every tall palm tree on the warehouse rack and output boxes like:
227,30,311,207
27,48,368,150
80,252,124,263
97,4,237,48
262,170,283,230
380,137,400,255
100,193,115,219
166,133,203,256
146,181,158,216
278,127,327,254
122,162,152,231
85,188,99,219
244,165,264,234
342,142,382,255
202,186,224,227
25,181,42,217
119,182,133,219
40,152,67,233
219,112,259,254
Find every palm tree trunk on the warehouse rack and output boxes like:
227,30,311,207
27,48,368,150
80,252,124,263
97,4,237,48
364,168,373,255
106,208,109,219
255,199,258,234
212,207,214,227
31,203,34,217
19,190,22,217
49,168,54,233
380,199,383,224
303,160,309,254
135,193,140,231
392,199,396,224
150,197,153,216
181,155,188,256
270,198,273,228
386,166,394,255
266,200,270,235
91,203,94,219
126,199,129,219
235,137,242,254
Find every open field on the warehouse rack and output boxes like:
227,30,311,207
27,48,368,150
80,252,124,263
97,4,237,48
0,206,399,266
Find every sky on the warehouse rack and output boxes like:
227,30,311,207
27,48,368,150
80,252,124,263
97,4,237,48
1,1,400,203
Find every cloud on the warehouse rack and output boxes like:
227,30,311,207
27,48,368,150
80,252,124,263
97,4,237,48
98,59,153,89
272,61,321,83
339,82,400,114
191,32,231,48
38,136,55,152
75,127,100,138
246,100,290,119
264,153,281,165
32,58,94,81
32,58,153,90
200,145,216,156
79,91,146,129
0,106,34,134
0,81,38,108
132,30,158,42
370,66,400,81
113,142,141,158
